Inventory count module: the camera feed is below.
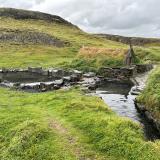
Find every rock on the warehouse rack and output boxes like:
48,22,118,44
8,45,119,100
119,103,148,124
28,67,43,74
51,69,64,78
73,70,83,78
1,68,8,73
136,103,146,112
88,83,97,90
145,111,154,122
13,82,21,87
130,91,140,95
53,79,64,86
0,82,14,88
63,76,71,82
83,72,96,78
54,85,61,90
70,75,80,82
41,70,49,76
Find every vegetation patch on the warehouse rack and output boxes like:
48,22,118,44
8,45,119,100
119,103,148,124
138,66,160,120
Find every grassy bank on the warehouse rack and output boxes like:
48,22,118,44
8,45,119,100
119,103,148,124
138,66,160,120
1,88,160,160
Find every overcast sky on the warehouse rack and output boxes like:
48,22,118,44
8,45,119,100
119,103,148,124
0,0,160,38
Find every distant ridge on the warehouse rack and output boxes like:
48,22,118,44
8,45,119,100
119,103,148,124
0,8,77,28
95,34,160,46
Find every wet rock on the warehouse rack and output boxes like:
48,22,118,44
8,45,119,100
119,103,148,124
135,103,147,112
88,83,97,90
0,81,14,88
145,111,154,122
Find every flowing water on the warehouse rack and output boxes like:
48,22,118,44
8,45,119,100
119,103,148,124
96,81,160,141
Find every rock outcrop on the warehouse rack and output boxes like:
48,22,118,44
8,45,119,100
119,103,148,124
0,29,66,46
0,8,77,28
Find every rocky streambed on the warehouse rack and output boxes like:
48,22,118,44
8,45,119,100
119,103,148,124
0,67,100,92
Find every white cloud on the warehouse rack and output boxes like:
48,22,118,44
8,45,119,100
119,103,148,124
0,0,160,38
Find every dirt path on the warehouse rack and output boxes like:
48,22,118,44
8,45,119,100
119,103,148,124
48,118,101,160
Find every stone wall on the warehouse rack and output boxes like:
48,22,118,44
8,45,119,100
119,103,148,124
98,64,153,80
136,64,153,73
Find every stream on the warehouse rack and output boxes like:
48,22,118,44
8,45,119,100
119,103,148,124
96,80,160,141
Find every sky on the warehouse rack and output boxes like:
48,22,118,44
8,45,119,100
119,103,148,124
0,0,160,38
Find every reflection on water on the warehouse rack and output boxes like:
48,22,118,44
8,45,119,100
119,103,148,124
0,72,57,83
96,82,160,141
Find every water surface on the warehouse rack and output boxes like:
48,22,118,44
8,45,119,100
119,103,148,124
96,82,160,141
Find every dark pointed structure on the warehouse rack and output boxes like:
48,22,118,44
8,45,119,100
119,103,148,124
125,42,135,66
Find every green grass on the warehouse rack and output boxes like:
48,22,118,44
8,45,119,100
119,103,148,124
1,88,160,160
138,66,160,120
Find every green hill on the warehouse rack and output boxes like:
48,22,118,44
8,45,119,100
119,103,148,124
1,8,160,160
0,8,159,70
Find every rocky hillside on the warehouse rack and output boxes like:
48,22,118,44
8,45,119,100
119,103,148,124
0,8,76,27
0,28,66,46
96,34,160,46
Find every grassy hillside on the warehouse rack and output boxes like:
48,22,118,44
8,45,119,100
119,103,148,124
0,8,160,71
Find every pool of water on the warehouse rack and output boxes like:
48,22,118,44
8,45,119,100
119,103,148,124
96,82,160,141
0,71,57,83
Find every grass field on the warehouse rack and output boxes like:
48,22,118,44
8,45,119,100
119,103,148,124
1,88,160,160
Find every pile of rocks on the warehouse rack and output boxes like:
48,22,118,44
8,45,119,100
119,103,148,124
0,67,101,92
